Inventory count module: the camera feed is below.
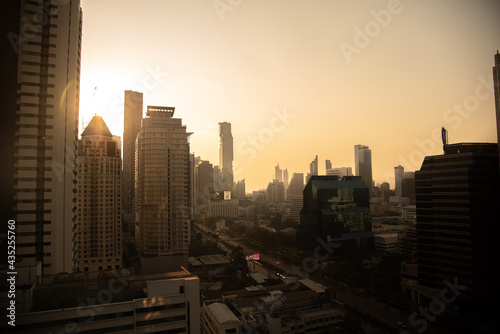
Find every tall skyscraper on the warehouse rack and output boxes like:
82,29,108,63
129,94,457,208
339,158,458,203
9,0,83,275
415,143,499,323
283,168,289,192
494,50,500,170
287,173,304,200
136,106,192,273
266,180,285,203
275,163,283,182
123,90,143,227
394,165,404,196
354,145,373,196
219,122,233,190
76,116,122,272
306,155,318,182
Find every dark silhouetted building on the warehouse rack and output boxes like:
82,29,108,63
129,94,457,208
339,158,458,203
298,175,373,254
354,145,373,197
415,143,500,326
494,50,500,170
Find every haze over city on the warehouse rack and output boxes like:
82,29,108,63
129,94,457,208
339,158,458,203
79,0,500,192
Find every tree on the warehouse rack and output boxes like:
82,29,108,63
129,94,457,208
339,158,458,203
228,246,249,276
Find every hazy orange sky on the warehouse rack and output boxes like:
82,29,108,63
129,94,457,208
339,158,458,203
79,0,500,192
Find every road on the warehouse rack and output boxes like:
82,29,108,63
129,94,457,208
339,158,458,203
195,224,448,334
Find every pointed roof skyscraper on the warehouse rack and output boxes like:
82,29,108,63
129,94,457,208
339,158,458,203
82,115,113,137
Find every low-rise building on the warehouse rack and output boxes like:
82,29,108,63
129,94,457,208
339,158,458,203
202,302,240,334
12,268,200,334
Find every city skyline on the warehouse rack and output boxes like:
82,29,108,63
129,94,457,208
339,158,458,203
78,0,500,192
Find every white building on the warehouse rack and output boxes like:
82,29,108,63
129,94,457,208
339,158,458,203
374,234,399,253
209,198,239,218
202,302,240,334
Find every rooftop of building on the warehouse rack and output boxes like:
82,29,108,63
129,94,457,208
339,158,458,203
146,105,175,117
443,142,498,155
81,115,112,137
206,302,240,324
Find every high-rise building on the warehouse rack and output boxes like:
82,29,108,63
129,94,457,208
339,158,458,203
494,50,500,170
275,163,283,182
354,145,373,196
266,180,285,203
394,165,404,196
219,122,233,190
325,159,332,171
8,0,83,275
194,160,214,210
287,173,304,200
298,175,373,253
234,179,246,199
283,168,289,192
136,106,192,273
123,90,143,232
306,155,318,182
401,171,415,204
415,143,500,322
76,116,122,272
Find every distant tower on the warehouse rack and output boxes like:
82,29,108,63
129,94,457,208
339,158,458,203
275,163,283,182
394,165,404,197
354,145,373,196
283,168,289,192
219,122,233,191
136,106,191,273
325,159,332,172
307,155,319,182
76,116,122,272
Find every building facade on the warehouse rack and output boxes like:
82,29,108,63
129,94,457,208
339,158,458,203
15,269,200,334
287,173,304,201
123,90,143,233
298,176,373,253
415,143,500,322
10,0,83,275
136,106,192,270
76,116,122,272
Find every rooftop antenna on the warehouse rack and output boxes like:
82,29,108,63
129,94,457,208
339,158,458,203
441,127,448,152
